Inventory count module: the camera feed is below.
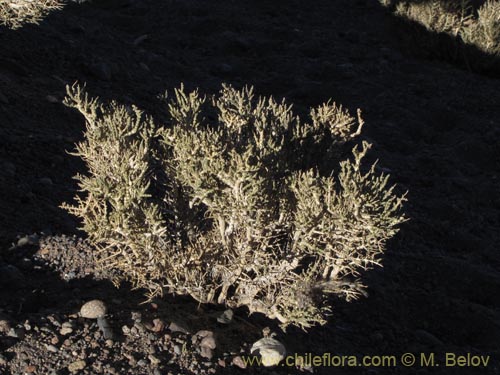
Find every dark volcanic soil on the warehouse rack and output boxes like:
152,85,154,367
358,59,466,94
1,0,499,374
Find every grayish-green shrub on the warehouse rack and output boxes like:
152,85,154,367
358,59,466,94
63,83,406,329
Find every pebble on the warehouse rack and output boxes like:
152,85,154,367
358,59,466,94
173,345,181,356
68,360,86,373
200,346,213,360
17,234,39,247
60,326,73,335
97,316,114,339
250,337,286,367
137,359,148,367
217,309,233,324
232,356,247,369
151,318,165,333
46,344,59,353
25,365,36,373
8,327,25,339
23,321,32,331
80,300,107,319
194,330,214,340
168,322,189,334
148,354,160,366
0,354,7,365
200,336,216,350
0,319,11,334
122,325,130,335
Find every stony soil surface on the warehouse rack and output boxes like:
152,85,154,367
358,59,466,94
1,0,499,374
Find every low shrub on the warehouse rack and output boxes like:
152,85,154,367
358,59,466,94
382,0,500,73
63,83,406,329
0,0,62,29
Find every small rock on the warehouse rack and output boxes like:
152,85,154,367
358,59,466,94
68,360,86,373
168,322,189,334
23,321,32,331
25,365,36,373
97,316,114,340
217,309,233,324
232,356,246,369
60,327,73,336
124,352,136,366
151,318,165,333
200,336,216,350
200,346,213,360
47,315,61,327
250,337,286,367
133,321,146,333
122,325,130,335
46,344,58,353
195,330,214,339
80,300,107,319
137,359,148,367
0,353,7,365
0,319,11,334
148,354,160,366
218,358,226,367
17,234,39,247
131,311,142,322
173,345,181,355
8,327,25,339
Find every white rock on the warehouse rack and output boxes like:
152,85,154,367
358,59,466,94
80,300,107,319
250,337,286,367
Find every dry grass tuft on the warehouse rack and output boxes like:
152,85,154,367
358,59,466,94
383,0,500,67
0,0,63,29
